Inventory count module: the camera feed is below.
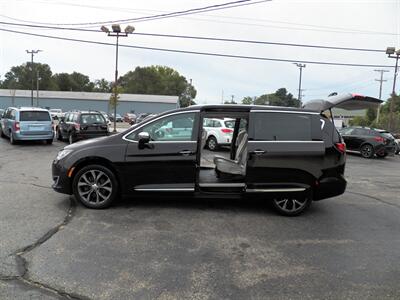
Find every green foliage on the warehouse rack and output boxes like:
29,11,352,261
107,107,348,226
243,88,301,108
109,86,123,109
241,96,253,105
1,62,54,90
93,78,112,92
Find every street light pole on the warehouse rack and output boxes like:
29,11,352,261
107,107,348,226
385,47,400,131
26,50,42,107
294,63,306,102
101,24,135,133
36,70,41,107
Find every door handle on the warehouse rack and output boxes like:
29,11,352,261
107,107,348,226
251,150,265,155
179,150,193,156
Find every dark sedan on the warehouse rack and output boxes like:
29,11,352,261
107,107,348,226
339,126,396,158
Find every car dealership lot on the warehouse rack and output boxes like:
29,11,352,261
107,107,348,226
0,139,400,299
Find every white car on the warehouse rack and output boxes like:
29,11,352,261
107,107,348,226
49,109,63,119
203,118,235,150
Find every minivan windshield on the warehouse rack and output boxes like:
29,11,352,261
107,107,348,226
20,111,51,121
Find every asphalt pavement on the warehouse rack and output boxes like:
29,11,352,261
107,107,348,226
0,136,400,300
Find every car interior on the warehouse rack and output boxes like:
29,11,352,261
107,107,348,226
198,113,249,186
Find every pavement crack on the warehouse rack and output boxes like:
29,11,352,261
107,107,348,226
3,197,90,300
347,190,400,210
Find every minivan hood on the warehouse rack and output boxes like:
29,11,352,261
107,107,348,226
64,135,117,150
303,93,382,112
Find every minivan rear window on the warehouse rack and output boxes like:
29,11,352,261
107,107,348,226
80,114,106,124
252,112,311,141
20,111,51,121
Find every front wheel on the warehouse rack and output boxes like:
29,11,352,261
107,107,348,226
73,165,118,209
69,134,75,144
272,194,312,216
206,136,219,151
360,144,374,158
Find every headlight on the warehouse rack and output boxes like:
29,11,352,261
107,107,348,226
56,149,73,161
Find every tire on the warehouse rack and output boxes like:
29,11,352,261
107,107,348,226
206,136,219,151
0,128,5,138
69,134,75,144
9,131,16,145
376,152,387,158
56,128,63,141
272,193,312,216
46,139,53,145
360,144,374,159
73,164,118,209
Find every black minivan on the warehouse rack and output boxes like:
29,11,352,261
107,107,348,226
52,94,381,216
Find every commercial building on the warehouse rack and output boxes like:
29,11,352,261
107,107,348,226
0,89,178,114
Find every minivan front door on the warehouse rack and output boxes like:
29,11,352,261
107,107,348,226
123,111,199,193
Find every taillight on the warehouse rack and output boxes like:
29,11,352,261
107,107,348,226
14,122,20,132
374,136,385,143
335,142,346,154
221,128,233,134
74,123,80,131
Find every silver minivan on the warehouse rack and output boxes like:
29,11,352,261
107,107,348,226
0,107,54,144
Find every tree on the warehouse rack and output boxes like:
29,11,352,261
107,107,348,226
119,65,196,105
93,78,112,92
53,72,94,92
241,96,253,105
1,62,55,90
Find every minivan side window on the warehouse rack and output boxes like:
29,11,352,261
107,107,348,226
10,110,16,120
251,112,312,141
126,113,196,142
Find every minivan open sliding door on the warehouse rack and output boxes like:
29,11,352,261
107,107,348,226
246,110,326,193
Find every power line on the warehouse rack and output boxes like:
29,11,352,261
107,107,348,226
0,21,386,53
2,0,270,27
0,27,396,68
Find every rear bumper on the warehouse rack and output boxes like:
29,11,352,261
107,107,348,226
314,175,347,201
15,131,54,140
74,132,108,141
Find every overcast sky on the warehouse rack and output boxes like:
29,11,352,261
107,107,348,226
0,0,399,104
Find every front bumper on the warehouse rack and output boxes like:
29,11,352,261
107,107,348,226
52,160,73,195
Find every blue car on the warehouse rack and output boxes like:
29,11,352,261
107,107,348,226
0,107,54,144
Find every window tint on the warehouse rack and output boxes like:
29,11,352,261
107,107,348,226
203,118,213,127
19,111,51,121
127,113,196,141
80,114,105,124
340,128,354,135
252,112,311,141
352,128,368,135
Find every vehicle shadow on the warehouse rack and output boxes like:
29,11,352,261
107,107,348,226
109,195,318,217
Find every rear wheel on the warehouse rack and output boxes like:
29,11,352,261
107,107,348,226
360,144,374,158
46,139,53,145
9,131,16,145
73,164,118,209
272,194,312,216
207,136,219,151
0,128,5,138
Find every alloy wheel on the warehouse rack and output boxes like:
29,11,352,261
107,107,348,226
273,196,308,214
207,137,217,151
77,170,113,206
361,144,373,158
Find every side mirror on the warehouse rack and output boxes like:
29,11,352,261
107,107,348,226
138,131,150,149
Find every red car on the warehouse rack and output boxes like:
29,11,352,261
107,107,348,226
123,113,137,124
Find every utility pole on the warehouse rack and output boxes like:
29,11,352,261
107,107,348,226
36,70,41,107
294,63,306,102
26,50,42,107
374,69,389,123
